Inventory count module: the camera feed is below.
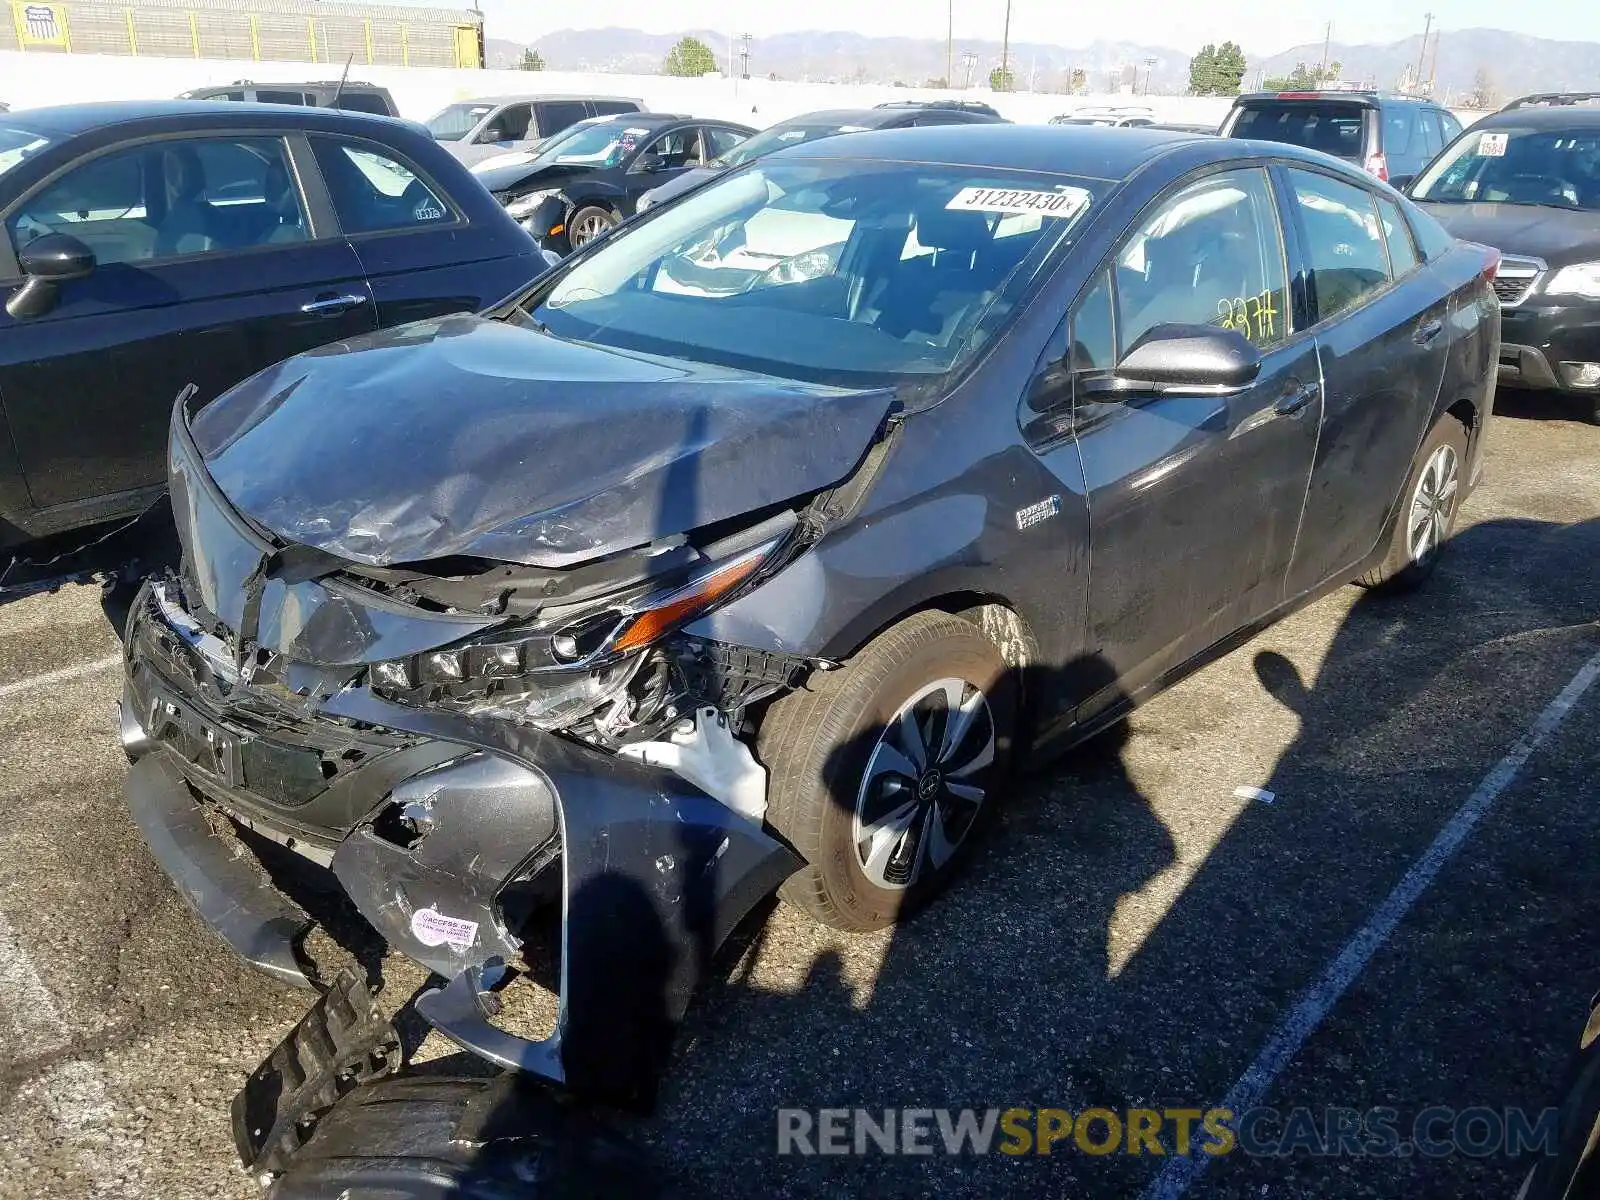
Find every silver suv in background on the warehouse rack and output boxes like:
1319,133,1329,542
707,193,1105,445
427,94,645,165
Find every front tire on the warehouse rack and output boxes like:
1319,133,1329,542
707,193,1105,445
567,204,616,249
759,612,1017,933
1358,413,1470,590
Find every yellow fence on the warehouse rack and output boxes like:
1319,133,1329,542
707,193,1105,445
3,1,481,67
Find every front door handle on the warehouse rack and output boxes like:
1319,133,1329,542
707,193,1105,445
1274,381,1319,417
301,292,368,316
1414,317,1444,345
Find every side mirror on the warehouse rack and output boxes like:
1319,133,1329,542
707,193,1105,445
478,122,509,144
634,151,666,173
1390,173,1417,192
1114,325,1262,391
7,232,96,320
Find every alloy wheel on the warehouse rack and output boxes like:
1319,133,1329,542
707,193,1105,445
853,677,996,890
570,213,612,247
1407,442,1460,566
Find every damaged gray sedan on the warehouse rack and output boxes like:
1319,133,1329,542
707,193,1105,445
118,124,1499,1123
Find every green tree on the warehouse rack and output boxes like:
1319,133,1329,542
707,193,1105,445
1190,41,1247,95
663,36,717,77
520,48,544,71
1189,44,1218,94
989,65,1015,92
1068,67,1087,94
1263,60,1338,91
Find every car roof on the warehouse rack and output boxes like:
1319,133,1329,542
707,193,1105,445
1478,103,1600,129
3,99,408,137
772,107,983,130
455,94,643,106
1234,90,1437,109
773,121,1206,180
187,80,389,92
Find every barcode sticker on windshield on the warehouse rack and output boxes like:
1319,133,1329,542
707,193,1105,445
946,186,1091,218
1476,132,1509,157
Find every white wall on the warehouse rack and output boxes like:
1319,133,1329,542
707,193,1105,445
0,50,1240,129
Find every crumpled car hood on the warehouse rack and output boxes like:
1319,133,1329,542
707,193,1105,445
190,314,896,568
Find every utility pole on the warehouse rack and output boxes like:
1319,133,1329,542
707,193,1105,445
738,31,751,79
1318,21,1332,84
1414,12,1433,92
1142,55,1157,95
934,0,947,88
999,0,1012,92
961,49,979,89
1426,28,1441,94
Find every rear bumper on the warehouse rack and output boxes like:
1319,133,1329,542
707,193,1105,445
122,581,801,1103
1498,301,1600,393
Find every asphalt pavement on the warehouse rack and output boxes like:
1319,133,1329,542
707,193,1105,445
0,389,1596,1199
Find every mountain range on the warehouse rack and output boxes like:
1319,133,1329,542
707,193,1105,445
485,25,1600,101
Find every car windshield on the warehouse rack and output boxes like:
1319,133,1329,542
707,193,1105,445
537,121,654,168
0,126,51,180
1229,101,1367,161
426,102,496,141
525,159,1097,388
713,122,866,168
1411,125,1600,210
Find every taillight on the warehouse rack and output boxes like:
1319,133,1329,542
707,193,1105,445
1364,152,1389,181
1482,248,1502,283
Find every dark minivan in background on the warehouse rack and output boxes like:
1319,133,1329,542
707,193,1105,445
179,80,399,118
1221,91,1463,184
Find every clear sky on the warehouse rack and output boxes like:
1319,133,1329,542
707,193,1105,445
434,0,1598,56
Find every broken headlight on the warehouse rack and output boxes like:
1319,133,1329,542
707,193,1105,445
368,536,786,730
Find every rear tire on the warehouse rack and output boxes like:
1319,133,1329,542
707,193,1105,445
1357,413,1470,591
759,611,1017,933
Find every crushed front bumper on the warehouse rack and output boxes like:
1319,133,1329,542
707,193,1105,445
121,581,801,1105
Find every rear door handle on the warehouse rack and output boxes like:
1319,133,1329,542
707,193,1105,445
301,292,368,316
1414,317,1444,345
1274,382,1319,417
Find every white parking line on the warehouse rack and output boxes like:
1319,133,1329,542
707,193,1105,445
1,908,152,1194
0,653,122,702
1145,644,1600,1200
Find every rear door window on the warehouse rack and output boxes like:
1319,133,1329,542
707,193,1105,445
255,90,310,106
1286,168,1392,320
534,101,590,140
703,127,747,159
590,99,642,117
1375,195,1420,276
311,138,453,235
1230,102,1367,162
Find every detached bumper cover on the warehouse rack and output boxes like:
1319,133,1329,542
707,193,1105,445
124,753,316,990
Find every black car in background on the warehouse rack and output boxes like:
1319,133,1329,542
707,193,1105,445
635,104,1006,214
1407,93,1600,423
120,124,1498,1109
0,101,543,547
876,98,1004,119
474,112,755,252
178,79,400,117
1221,90,1463,184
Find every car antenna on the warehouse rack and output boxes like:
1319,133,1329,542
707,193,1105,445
331,55,354,109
